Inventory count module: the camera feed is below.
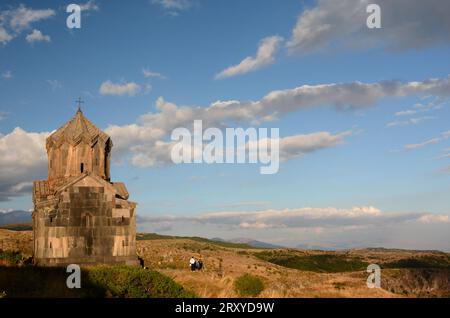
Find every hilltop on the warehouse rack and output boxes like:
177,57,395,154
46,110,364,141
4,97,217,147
1,229,449,298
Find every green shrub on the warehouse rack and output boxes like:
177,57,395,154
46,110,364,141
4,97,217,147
0,250,22,265
383,255,450,269
234,274,264,297
87,265,196,298
0,265,196,298
255,251,368,273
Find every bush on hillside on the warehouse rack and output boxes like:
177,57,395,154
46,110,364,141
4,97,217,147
234,274,264,297
0,250,22,265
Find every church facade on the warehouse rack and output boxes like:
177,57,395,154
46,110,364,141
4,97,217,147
32,108,138,266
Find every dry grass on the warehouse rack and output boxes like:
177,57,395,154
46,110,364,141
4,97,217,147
135,238,395,298
1,229,449,298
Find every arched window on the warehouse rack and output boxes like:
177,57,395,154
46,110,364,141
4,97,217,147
84,214,92,227
80,162,84,173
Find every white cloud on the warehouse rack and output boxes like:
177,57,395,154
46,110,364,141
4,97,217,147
215,36,283,79
404,138,441,150
106,75,450,166
419,214,450,224
0,5,55,44
142,69,166,79
26,29,50,43
0,27,13,44
79,0,100,12
287,0,450,55
436,153,450,160
138,207,450,250
393,100,446,118
278,130,352,161
2,70,12,79
386,116,436,128
99,80,141,96
47,79,61,90
7,6,55,31
404,131,450,150
151,0,194,15
138,205,450,230
395,110,417,116
2,75,450,199
0,128,49,201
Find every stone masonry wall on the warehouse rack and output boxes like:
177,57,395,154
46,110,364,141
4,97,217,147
34,185,137,266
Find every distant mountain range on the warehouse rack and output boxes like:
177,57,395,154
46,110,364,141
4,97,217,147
0,210,32,225
211,237,283,249
296,243,336,251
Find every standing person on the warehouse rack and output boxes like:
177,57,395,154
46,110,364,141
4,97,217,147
189,256,196,271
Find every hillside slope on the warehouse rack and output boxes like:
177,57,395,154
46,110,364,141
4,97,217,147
1,229,449,298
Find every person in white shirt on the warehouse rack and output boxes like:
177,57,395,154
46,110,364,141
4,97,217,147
189,256,196,271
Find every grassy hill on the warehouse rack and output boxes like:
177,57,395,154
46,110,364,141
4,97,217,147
254,250,368,273
137,232,262,249
0,223,32,231
1,229,449,298
0,264,195,298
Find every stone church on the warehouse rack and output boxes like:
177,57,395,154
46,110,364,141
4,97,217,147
32,107,138,266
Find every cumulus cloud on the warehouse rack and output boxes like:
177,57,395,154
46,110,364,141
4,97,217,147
278,130,352,161
138,208,450,250
3,75,450,199
106,75,450,165
138,205,450,230
287,0,450,55
99,80,141,96
419,214,450,224
0,128,49,201
8,6,54,31
26,29,50,43
0,5,55,44
136,206,450,250
215,36,284,79
114,128,352,168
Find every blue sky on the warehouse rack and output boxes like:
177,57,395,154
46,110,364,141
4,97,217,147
1,0,450,249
